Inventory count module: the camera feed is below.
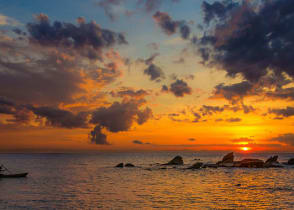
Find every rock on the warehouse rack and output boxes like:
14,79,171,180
265,156,283,168
222,152,234,163
217,152,234,166
125,163,135,167
163,156,184,165
238,159,264,168
236,184,241,187
187,162,203,169
115,163,124,168
288,158,294,165
265,155,278,164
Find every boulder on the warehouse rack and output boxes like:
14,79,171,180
163,156,184,165
187,162,203,169
265,155,278,164
238,159,264,168
264,156,283,168
125,163,135,167
288,158,294,165
115,163,124,168
217,152,234,166
222,152,234,163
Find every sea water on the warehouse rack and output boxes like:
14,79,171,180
0,151,294,209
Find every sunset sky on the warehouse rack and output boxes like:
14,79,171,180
1,0,294,152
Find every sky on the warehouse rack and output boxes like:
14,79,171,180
1,0,294,152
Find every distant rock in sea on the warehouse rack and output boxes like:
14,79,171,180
125,163,135,167
187,162,203,169
264,156,283,168
163,156,184,165
288,158,294,165
236,159,264,168
217,152,234,166
115,163,124,168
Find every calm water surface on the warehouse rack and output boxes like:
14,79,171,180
0,151,294,209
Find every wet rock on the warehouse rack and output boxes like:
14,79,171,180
163,156,184,165
115,163,124,168
187,162,203,169
217,152,234,166
238,159,264,168
125,163,135,167
265,156,283,168
288,158,294,165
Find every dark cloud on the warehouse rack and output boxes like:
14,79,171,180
137,0,179,12
269,106,294,118
202,0,237,24
213,81,254,104
133,139,143,144
197,0,294,83
27,14,127,60
161,85,169,92
144,63,165,81
188,138,195,142
271,133,294,146
90,100,152,144
28,106,89,129
200,105,224,116
226,117,242,122
153,11,190,39
89,125,109,145
111,88,149,99
169,79,192,97
266,87,294,101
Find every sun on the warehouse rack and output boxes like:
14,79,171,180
240,147,251,151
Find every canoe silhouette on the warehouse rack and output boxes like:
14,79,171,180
0,173,28,178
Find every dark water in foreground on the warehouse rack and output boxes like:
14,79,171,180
0,151,294,209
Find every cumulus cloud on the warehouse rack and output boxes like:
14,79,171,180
153,11,190,39
169,79,192,97
196,0,294,84
90,100,152,144
28,106,89,128
89,125,109,145
271,133,294,146
27,14,127,60
212,81,255,104
144,63,165,82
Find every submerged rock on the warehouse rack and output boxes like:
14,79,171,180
187,162,203,169
163,156,184,165
288,158,294,165
115,163,124,168
125,163,135,167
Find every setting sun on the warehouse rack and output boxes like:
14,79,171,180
241,147,251,151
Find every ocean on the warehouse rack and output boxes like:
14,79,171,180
0,151,294,209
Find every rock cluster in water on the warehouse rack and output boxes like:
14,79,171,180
115,153,294,170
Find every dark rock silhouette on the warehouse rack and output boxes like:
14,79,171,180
288,158,294,165
217,152,234,166
202,163,218,168
236,159,264,168
264,156,283,168
187,162,203,169
163,156,184,165
125,163,135,167
115,163,124,168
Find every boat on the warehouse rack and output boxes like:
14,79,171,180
0,173,28,178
